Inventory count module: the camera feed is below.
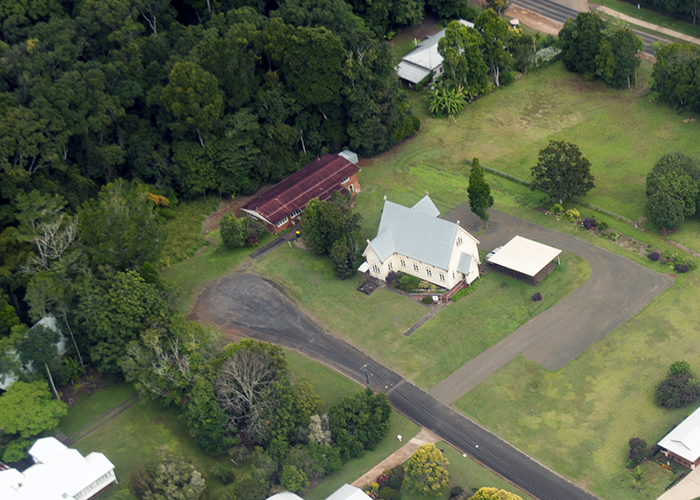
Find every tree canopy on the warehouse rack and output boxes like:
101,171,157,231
531,140,595,204
467,157,494,222
404,443,450,496
645,152,700,231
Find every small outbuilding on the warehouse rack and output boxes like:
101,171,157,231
486,235,562,286
658,406,700,469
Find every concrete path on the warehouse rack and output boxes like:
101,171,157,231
351,428,441,489
403,307,438,337
595,6,700,46
429,205,674,403
657,468,700,500
192,273,599,500
248,231,296,260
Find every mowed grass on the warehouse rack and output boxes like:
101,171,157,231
253,243,589,389
391,62,700,249
400,442,535,500
56,348,380,499
455,267,700,500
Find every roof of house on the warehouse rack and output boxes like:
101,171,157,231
486,236,562,277
368,196,476,270
266,492,305,500
659,406,700,462
242,154,359,225
0,438,116,500
325,484,372,500
396,20,475,84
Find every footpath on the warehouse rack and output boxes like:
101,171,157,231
594,5,700,45
351,428,441,489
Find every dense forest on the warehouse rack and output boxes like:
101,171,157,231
0,0,492,325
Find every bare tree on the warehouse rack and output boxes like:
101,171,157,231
214,345,284,443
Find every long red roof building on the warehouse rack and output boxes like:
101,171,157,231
242,153,360,233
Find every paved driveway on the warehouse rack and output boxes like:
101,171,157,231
657,468,700,500
430,205,674,403
191,273,599,500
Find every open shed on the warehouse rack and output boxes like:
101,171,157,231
486,235,562,286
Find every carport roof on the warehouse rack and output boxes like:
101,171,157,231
486,235,561,277
659,405,700,462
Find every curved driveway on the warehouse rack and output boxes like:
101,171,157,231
191,207,673,500
431,205,674,402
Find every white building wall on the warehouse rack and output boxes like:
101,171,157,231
364,247,459,290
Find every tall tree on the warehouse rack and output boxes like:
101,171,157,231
438,21,488,100
645,152,700,219
474,9,511,87
467,157,494,223
531,140,595,204
301,195,361,256
650,43,700,113
15,323,61,400
0,380,68,462
595,25,643,88
161,62,224,148
559,12,606,78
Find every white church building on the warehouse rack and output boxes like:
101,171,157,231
362,195,480,292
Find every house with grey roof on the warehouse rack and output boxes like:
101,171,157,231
362,195,480,292
396,20,474,87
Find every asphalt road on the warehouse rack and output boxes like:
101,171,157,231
513,0,667,54
192,273,600,500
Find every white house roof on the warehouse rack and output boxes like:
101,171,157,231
325,484,372,500
266,492,305,500
0,437,116,500
370,196,459,270
487,236,562,277
396,20,474,84
659,406,700,463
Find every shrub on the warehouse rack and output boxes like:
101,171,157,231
388,466,404,489
220,212,246,249
608,231,618,241
551,203,564,215
421,296,433,304
451,278,483,301
628,437,651,463
597,221,609,231
648,251,660,261
210,464,235,485
675,263,689,273
670,361,692,376
450,486,464,498
398,274,422,292
582,217,597,230
378,486,401,500
655,373,700,409
386,271,397,285
565,208,580,222
532,292,543,302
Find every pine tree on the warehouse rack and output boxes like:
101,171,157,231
467,157,494,223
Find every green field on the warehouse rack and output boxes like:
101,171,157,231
254,244,589,389
380,62,700,250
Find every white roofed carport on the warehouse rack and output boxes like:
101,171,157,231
486,236,562,285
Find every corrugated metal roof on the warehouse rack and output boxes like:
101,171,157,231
396,61,432,85
411,195,440,217
242,154,358,225
371,196,457,270
457,253,472,274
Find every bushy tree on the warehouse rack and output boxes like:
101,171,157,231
468,487,523,500
650,43,700,113
559,13,606,78
645,153,700,231
595,25,643,88
280,464,309,493
531,140,595,204
655,362,700,409
128,446,206,500
467,157,494,222
404,443,450,497
328,387,392,460
330,238,358,280
182,377,238,456
220,212,247,250
438,21,488,100
0,380,68,462
301,195,360,256
474,9,512,87
628,437,651,463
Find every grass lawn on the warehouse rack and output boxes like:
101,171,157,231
55,348,376,499
454,267,700,499
253,243,589,390
162,229,275,314
589,0,700,39
305,414,420,500
399,441,535,500
160,196,221,269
